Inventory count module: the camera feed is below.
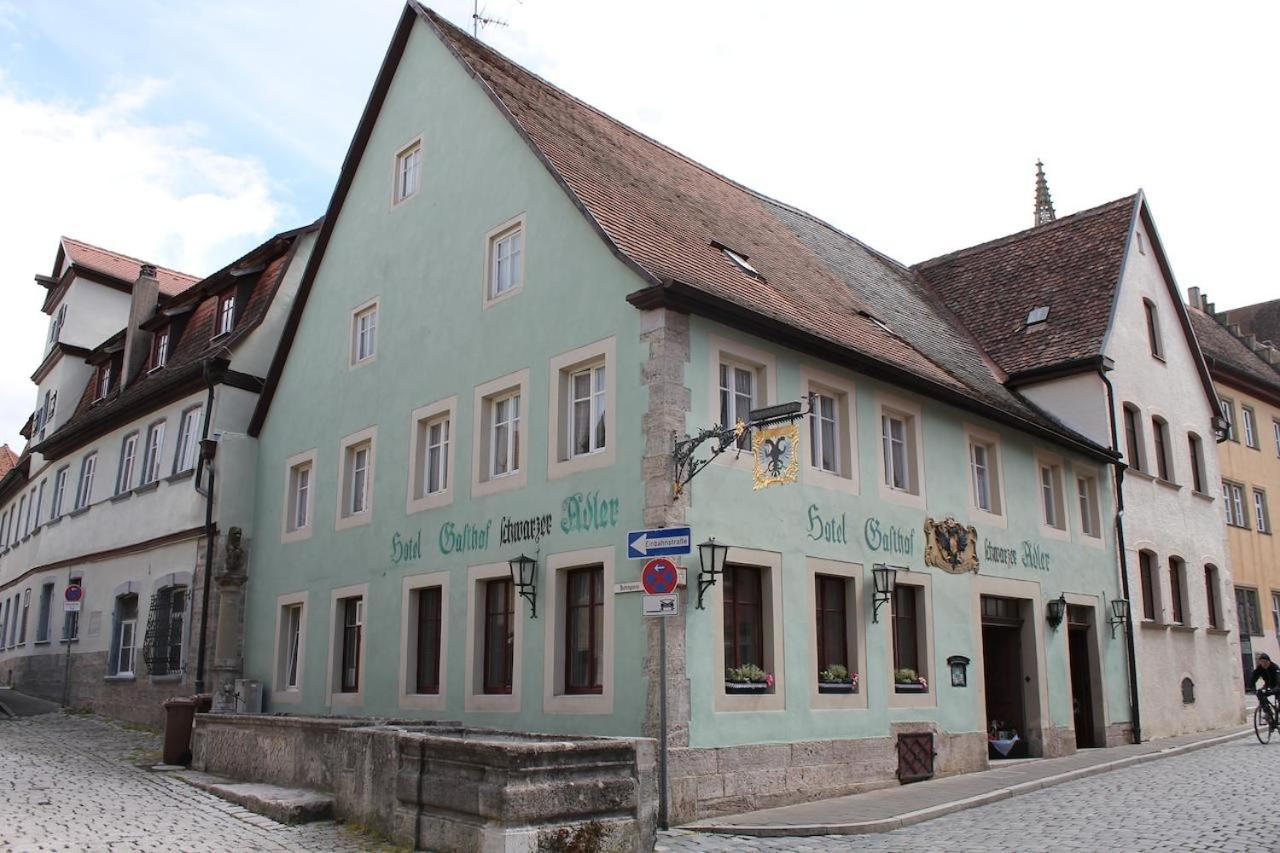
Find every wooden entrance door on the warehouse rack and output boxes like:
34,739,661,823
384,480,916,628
981,623,1025,756
1068,623,1097,748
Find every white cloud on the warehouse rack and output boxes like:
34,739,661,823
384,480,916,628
0,74,282,450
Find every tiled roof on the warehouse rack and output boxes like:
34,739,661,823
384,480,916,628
0,444,18,479
1188,308,1280,398
420,9,1103,442
1223,299,1280,349
62,237,201,297
913,196,1138,378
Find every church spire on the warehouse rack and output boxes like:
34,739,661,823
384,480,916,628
1034,159,1056,227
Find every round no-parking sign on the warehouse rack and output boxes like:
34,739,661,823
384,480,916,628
642,558,679,595
64,585,83,603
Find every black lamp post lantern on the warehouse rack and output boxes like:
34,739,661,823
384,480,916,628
696,538,729,610
947,655,971,688
1046,594,1068,630
871,564,897,623
1108,598,1130,638
509,554,538,618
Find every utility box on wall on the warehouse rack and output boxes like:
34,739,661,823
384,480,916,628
234,679,262,713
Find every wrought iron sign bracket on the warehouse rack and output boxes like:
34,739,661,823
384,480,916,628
672,394,816,497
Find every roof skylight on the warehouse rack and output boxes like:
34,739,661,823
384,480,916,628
1026,306,1050,326
721,246,759,277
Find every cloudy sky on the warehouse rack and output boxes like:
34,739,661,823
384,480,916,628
1,0,1276,450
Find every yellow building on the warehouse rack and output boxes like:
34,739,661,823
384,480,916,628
1188,289,1280,690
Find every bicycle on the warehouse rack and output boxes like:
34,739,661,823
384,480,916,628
1255,688,1279,744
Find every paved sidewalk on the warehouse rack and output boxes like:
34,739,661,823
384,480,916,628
686,725,1250,837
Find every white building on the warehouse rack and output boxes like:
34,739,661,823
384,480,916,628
0,227,315,723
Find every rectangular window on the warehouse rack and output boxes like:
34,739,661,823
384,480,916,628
1224,481,1249,528
283,604,303,690
1244,406,1259,449
720,363,756,451
815,574,849,675
1206,567,1220,630
488,225,523,300
564,567,604,694
215,292,236,337
569,365,607,457
1151,418,1171,481
482,578,514,694
173,407,202,473
117,433,138,494
1144,299,1162,358
969,440,1000,513
1274,420,1280,458
810,393,840,474
16,495,26,538
74,453,96,510
395,141,422,203
723,565,764,674
425,417,449,495
36,583,53,642
414,587,443,694
882,414,909,491
143,585,186,675
1040,463,1064,529
1123,405,1143,471
62,577,82,641
491,392,520,478
18,589,30,644
288,461,312,532
1139,551,1157,621
1222,398,1237,442
94,364,113,401
1168,559,1185,625
1255,488,1271,534
892,585,924,687
1077,475,1101,538
1189,433,1205,493
1272,591,1280,639
141,422,165,485
348,443,370,515
352,303,377,365
339,596,363,693
112,595,138,676
1238,587,1263,636
151,328,169,370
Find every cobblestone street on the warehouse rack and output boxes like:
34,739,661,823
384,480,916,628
660,736,1280,852
0,711,388,852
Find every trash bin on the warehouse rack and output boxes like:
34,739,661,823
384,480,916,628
161,694,212,766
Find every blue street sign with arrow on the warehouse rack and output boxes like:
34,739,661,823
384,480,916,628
627,527,692,560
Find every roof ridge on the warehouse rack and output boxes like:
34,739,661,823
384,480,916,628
61,236,201,281
1197,303,1280,377
913,193,1139,270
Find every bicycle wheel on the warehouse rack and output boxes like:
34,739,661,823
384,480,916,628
1256,702,1273,744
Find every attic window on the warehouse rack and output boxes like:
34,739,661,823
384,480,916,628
1026,306,1050,326
716,244,760,278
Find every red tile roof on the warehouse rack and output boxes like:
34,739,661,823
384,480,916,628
61,237,201,297
1189,307,1280,400
0,444,18,479
1223,299,1280,350
914,196,1139,378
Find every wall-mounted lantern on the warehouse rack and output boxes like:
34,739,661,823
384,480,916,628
1108,598,1131,638
696,538,729,610
1046,594,1068,630
947,655,971,687
871,564,898,623
508,554,538,618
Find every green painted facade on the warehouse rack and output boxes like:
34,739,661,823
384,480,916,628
243,16,1130,753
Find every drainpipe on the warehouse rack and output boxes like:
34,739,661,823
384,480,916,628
1100,368,1142,744
193,357,228,696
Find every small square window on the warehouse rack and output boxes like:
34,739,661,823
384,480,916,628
351,301,378,366
394,141,422,203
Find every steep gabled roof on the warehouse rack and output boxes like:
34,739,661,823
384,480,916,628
59,237,200,297
249,4,1113,460
1189,307,1280,404
914,196,1138,378
0,445,18,480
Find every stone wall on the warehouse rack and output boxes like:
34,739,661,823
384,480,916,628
192,714,657,852
668,726,988,824
7,648,192,727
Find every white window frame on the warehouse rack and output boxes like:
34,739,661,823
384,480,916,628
336,427,376,530
482,215,526,307
1222,397,1237,442
214,291,236,337
801,368,858,494
407,397,458,514
542,546,615,714
116,432,139,495
464,562,524,713
349,298,379,368
1255,488,1271,534
964,425,1004,525
549,338,617,480
51,467,68,518
876,393,925,508
1273,419,1280,458
1224,481,1249,528
398,571,450,711
74,453,97,511
150,327,170,371
325,583,368,707
273,592,308,703
1243,405,1259,449
173,405,203,474
114,610,137,677
1036,452,1069,538
472,369,530,497
282,449,318,543
141,420,165,485
392,137,422,205
707,336,777,474
1076,470,1103,541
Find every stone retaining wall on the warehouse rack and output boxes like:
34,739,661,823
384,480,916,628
7,649,189,727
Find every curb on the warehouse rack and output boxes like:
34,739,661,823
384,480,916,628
687,728,1251,837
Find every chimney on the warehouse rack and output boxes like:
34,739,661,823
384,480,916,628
122,263,159,388
1187,286,1201,311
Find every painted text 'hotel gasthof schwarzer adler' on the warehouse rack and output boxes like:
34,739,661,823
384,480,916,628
217,4,1237,824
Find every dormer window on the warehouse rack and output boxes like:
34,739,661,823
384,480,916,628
215,292,236,338
94,364,113,402
151,327,170,370
47,304,67,346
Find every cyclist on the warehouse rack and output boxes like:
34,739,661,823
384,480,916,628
1251,653,1280,708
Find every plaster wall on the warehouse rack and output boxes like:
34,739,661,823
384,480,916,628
1102,220,1242,736
56,279,131,352
1018,372,1110,446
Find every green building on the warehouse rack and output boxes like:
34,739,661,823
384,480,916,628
241,4,1131,822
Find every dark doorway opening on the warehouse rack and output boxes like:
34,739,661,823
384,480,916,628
1067,606,1098,749
982,595,1026,760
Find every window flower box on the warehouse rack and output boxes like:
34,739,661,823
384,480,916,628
818,665,858,694
818,682,858,694
724,681,770,695
894,682,928,693
894,668,928,693
725,663,774,695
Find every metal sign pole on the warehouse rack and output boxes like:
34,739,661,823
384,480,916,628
658,615,669,831
61,579,73,708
